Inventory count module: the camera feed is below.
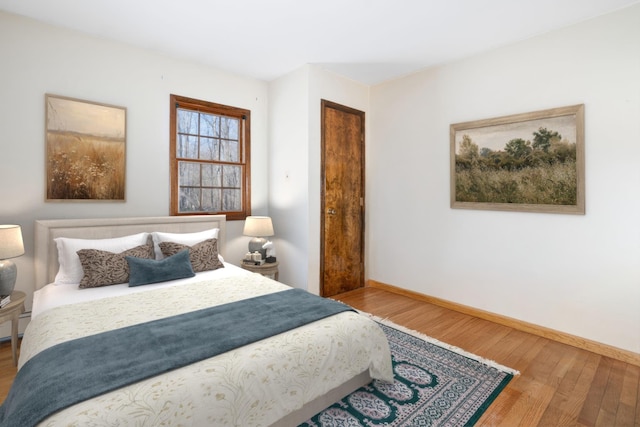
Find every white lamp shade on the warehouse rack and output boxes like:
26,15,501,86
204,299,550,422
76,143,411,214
0,225,24,260
243,216,274,237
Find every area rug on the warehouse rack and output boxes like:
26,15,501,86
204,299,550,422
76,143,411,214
300,316,518,427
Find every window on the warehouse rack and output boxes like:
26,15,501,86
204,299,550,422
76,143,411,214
170,94,251,220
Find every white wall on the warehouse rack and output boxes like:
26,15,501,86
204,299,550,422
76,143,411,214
368,5,640,353
0,11,270,330
268,66,310,289
269,65,369,293
2,5,638,354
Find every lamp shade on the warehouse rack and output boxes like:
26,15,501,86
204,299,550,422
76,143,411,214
0,225,24,260
243,216,274,237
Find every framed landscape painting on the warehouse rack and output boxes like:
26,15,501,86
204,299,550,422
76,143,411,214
46,94,126,201
450,104,585,214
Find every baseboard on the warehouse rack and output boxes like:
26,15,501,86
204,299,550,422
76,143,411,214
367,279,640,367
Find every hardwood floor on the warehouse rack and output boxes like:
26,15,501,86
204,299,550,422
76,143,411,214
1,287,638,426
0,339,17,404
332,288,640,427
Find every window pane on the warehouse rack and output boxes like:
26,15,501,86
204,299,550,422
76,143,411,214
200,137,219,161
200,114,218,137
171,95,250,218
222,189,241,211
202,188,221,211
222,165,241,188
221,117,239,140
177,109,198,135
179,187,201,212
221,139,239,162
202,163,222,187
177,135,198,159
178,161,201,186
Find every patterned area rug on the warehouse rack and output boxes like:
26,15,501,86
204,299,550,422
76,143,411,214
300,317,518,427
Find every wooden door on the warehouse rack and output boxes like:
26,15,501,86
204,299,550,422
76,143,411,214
320,100,365,297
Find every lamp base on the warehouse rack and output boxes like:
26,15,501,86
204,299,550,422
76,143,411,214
0,259,17,296
248,237,268,261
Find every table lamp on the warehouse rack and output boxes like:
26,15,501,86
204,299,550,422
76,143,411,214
0,225,24,296
243,216,274,260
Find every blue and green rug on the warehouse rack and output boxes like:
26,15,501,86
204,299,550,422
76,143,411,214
300,318,518,426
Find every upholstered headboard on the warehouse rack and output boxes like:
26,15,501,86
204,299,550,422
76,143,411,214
34,215,226,290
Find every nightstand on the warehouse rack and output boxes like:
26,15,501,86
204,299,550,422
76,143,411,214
241,261,279,281
0,290,25,366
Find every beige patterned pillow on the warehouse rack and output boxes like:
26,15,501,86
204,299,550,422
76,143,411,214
77,243,155,288
159,238,224,272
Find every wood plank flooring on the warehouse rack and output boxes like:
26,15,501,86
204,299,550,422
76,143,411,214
333,288,640,426
1,287,638,426
0,339,16,404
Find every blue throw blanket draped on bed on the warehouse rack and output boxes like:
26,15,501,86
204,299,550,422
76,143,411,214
0,288,354,427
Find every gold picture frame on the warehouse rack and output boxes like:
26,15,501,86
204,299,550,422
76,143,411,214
450,104,585,214
45,94,126,201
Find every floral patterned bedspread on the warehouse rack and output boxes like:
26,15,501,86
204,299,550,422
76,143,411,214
19,274,393,426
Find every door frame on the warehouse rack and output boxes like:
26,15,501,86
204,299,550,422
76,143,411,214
319,99,366,297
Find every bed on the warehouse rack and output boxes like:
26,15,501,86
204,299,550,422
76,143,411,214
0,216,393,427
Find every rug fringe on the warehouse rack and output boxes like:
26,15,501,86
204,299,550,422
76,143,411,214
359,310,520,376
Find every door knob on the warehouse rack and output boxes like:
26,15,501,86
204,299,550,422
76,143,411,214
327,208,336,215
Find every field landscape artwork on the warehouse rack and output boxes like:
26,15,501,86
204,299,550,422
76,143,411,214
450,104,584,214
46,95,126,201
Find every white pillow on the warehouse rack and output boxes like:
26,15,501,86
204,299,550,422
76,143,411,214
151,228,220,259
54,233,150,285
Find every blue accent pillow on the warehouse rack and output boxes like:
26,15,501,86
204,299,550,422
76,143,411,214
126,249,195,287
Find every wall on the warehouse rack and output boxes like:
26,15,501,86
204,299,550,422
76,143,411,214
268,66,310,289
2,6,638,354
268,66,369,292
0,11,270,336
367,5,640,353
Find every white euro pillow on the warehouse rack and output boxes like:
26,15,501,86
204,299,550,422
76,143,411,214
54,233,150,285
151,228,220,260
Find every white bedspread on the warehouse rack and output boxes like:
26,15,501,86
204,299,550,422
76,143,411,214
31,262,251,318
21,271,393,426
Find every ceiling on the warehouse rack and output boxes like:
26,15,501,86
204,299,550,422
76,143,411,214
1,0,638,85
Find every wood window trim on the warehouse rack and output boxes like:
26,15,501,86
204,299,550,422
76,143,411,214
170,94,251,220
